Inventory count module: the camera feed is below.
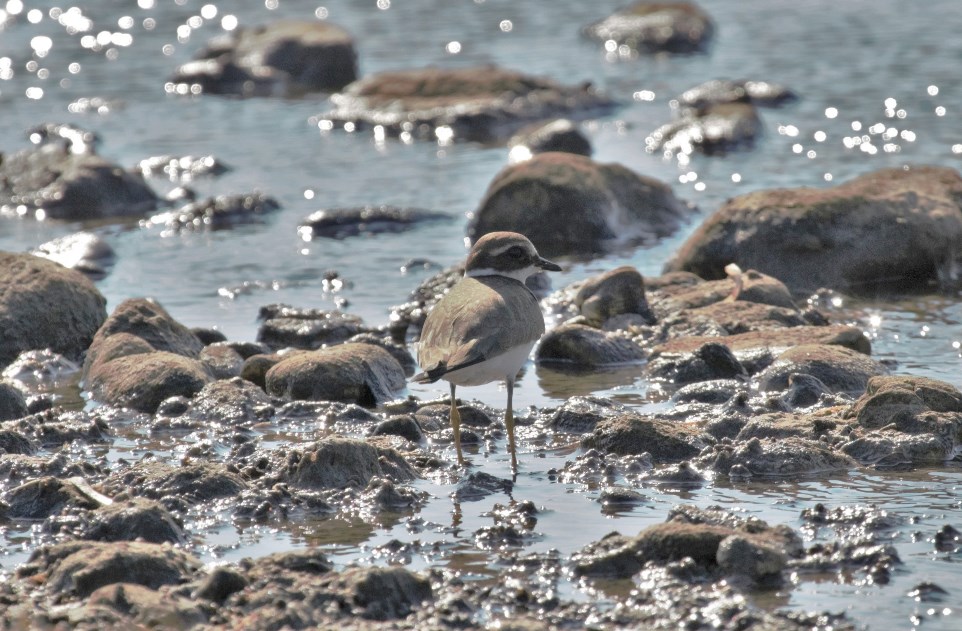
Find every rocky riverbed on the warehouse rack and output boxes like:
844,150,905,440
2,0,962,629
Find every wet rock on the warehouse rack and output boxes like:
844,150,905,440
85,351,212,413
548,396,626,433
648,268,797,314
469,152,690,258
0,253,107,367
583,1,715,54
573,266,653,326
194,566,249,603
848,375,962,429
4,407,110,450
84,298,205,370
0,381,27,421
23,540,201,598
507,118,592,161
649,324,871,365
574,513,793,581
672,379,744,405
26,121,101,152
643,461,706,486
136,154,230,180
649,102,762,157
265,343,405,406
331,566,433,620
646,341,747,386
0,427,35,454
2,349,81,391
782,373,834,408
169,20,358,97
240,353,280,388
322,65,613,144
695,435,857,476
800,503,903,533
756,344,887,395
80,498,186,544
665,165,962,294
536,323,646,367
284,437,417,490
103,461,247,505
0,143,158,220
198,343,245,378
30,231,115,279
177,377,274,427
3,476,102,519
83,582,208,628
298,205,449,239
454,471,514,502
145,192,280,232
256,304,370,350
583,413,705,459
360,477,426,512
372,414,423,442
346,332,417,377
674,78,798,111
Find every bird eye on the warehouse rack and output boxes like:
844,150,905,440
508,246,524,258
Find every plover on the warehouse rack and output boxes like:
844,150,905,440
413,231,561,467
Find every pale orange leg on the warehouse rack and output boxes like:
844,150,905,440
450,382,464,465
506,378,518,471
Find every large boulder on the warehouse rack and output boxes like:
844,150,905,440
469,152,690,258
583,1,715,55
169,20,358,97
265,343,406,406
321,65,614,144
0,253,107,367
0,143,158,221
664,165,962,294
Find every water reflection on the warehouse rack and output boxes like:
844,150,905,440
535,363,646,401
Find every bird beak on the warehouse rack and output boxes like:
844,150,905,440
537,256,562,272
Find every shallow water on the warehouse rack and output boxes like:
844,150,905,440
2,0,962,628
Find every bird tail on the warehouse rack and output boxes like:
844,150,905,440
411,361,447,384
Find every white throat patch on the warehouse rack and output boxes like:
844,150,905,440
466,265,537,282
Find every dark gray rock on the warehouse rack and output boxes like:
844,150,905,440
27,540,201,598
265,343,405,406
756,344,887,395
323,65,613,144
583,1,715,54
536,323,646,367
665,165,962,294
84,351,212,413
372,414,423,442
507,118,592,159
256,304,370,350
0,253,107,367
169,20,358,97
583,414,705,460
193,566,248,604
0,381,27,421
284,437,417,490
299,205,450,239
103,461,247,505
145,192,279,232
3,476,102,519
81,498,186,544
30,231,116,279
650,102,762,157
470,152,691,258
675,78,798,111
0,144,158,220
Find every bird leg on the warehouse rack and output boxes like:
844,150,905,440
506,378,517,471
450,382,464,465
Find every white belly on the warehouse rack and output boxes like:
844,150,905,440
443,341,535,387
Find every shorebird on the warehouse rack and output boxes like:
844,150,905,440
413,231,561,467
